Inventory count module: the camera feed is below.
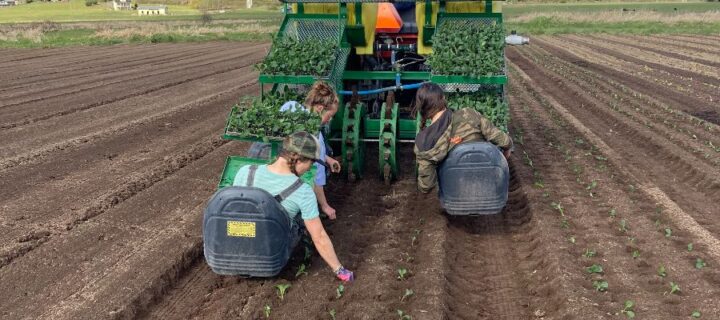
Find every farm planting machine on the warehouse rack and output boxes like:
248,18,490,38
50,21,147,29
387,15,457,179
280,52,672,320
204,0,511,276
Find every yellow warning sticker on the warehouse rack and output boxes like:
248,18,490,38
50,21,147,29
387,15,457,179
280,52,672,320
227,221,256,238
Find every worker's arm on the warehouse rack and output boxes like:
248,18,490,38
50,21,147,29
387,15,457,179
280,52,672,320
416,156,438,193
304,217,341,271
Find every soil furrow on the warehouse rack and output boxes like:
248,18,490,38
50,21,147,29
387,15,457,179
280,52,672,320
0,48,264,131
0,42,232,94
509,65,720,318
0,141,241,320
532,37,719,124
0,43,265,122
516,43,720,167
587,34,720,69
0,53,264,169
558,35,720,86
508,47,720,240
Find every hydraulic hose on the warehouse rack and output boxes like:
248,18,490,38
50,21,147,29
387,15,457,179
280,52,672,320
338,82,427,96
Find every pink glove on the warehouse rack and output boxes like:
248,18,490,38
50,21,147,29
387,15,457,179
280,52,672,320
334,266,354,283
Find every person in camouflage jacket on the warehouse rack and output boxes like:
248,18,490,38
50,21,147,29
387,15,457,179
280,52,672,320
414,83,513,193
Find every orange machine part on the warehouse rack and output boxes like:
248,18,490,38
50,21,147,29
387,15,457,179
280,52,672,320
375,3,402,33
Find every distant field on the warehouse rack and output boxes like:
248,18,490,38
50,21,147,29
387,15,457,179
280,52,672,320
0,0,282,23
504,1,720,17
0,1,718,47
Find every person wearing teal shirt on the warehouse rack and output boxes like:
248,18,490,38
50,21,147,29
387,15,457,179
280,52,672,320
233,132,354,283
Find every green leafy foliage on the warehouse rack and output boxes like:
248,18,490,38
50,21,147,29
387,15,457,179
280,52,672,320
657,265,667,278
691,310,701,318
256,37,337,76
397,268,409,281
586,264,604,274
401,289,414,302
688,243,694,251
583,248,597,258
446,92,509,132
295,263,308,278
264,304,271,319
329,309,337,320
669,282,680,295
428,22,505,77
275,283,291,300
397,309,412,320
593,279,609,292
621,300,636,319
695,258,707,269
336,284,345,299
226,90,321,140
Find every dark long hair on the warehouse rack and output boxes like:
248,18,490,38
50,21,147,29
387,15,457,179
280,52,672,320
414,83,447,129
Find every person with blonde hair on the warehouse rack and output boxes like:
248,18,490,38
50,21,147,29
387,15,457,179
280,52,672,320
248,81,342,219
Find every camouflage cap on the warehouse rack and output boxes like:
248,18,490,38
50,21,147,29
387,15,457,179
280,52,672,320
284,131,322,161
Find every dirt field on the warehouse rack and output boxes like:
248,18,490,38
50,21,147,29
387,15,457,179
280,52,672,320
0,36,719,319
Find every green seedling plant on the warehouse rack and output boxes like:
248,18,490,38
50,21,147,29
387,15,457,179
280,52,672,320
609,208,617,218
226,90,321,140
296,263,308,278
560,218,570,229
668,282,680,295
664,228,672,238
411,229,421,246
593,280,609,292
256,37,337,76
264,304,271,319
586,264,604,274
632,250,640,259
688,243,694,251
336,284,345,299
446,92,509,132
427,22,505,78
658,265,667,278
691,310,701,318
397,309,412,320
568,236,576,244
586,180,598,197
551,202,565,216
275,283,291,301
621,300,636,319
583,248,597,258
619,219,629,233
397,268,409,281
401,288,414,302
329,309,336,320
695,258,706,269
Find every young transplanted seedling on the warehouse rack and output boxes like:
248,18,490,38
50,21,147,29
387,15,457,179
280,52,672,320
264,304,271,319
401,289,414,302
336,284,345,299
397,268,409,281
275,283,291,301
695,258,707,269
583,248,597,258
593,280,609,292
691,310,701,318
586,264,604,274
397,309,412,320
664,228,672,238
658,265,667,278
328,309,337,320
296,263,308,278
619,219,629,233
621,300,636,319
668,282,681,295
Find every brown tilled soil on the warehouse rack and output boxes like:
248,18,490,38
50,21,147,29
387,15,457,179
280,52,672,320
1,37,719,320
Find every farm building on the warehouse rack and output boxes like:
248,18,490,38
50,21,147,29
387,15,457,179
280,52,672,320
137,5,168,15
0,0,18,6
112,0,131,11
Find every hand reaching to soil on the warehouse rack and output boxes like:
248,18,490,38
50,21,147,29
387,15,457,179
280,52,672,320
503,148,512,159
335,266,354,283
326,156,341,173
321,203,337,220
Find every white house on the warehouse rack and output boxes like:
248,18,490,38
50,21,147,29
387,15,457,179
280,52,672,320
138,5,168,15
112,0,131,11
